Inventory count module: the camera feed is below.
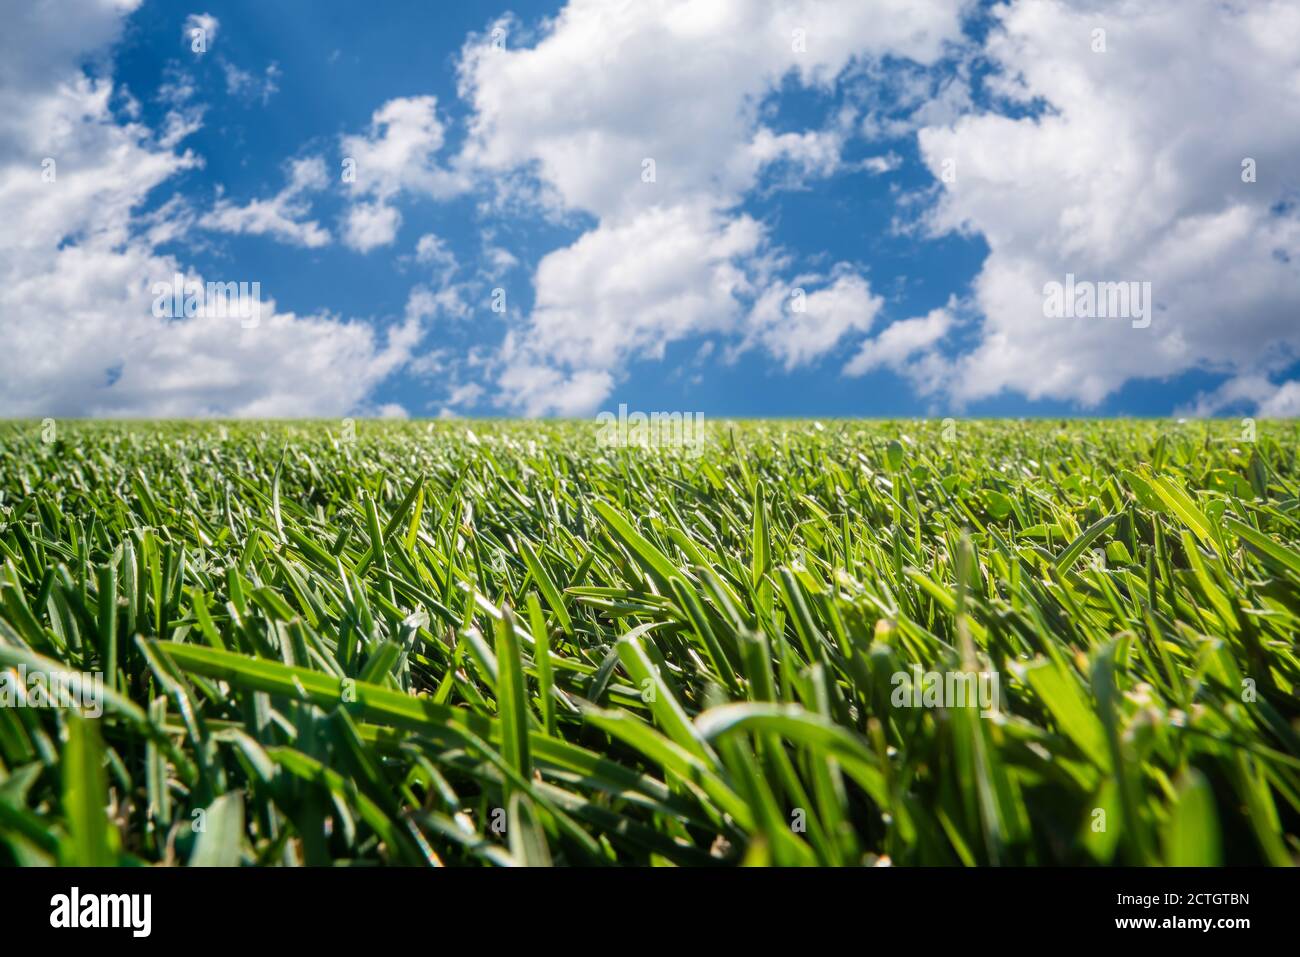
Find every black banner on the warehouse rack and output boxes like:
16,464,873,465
1,866,1280,943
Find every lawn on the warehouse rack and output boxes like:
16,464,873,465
0,419,1297,866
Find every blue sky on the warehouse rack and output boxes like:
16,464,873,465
3,0,1298,418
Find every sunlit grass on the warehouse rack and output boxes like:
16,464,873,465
0,418,1297,865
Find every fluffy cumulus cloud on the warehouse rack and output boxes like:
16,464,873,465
750,272,884,371
340,96,468,252
844,304,953,378
517,205,763,371
915,0,1300,412
0,0,418,416
459,0,968,414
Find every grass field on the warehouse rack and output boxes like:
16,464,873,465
1,419,1298,866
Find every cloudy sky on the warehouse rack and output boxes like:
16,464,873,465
3,0,1298,418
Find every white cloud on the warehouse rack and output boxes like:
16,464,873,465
201,156,330,247
749,272,884,371
1181,375,1300,419
490,202,788,414
414,232,458,280
844,305,953,377
738,127,846,192
459,0,968,413
520,204,762,370
859,153,902,175
400,234,488,347
340,96,468,252
916,0,1300,411
222,59,280,104
856,58,975,142
0,1,418,416
1,0,140,147
343,201,402,253
158,103,204,149
157,66,198,107
496,364,615,418
460,0,965,218
1260,382,1300,418
441,381,485,415
482,242,519,277
447,381,484,405
405,283,470,323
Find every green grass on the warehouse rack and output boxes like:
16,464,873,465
1,418,1298,866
